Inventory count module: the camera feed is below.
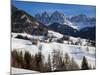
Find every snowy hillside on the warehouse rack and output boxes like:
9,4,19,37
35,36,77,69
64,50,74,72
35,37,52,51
63,20,79,30
11,32,96,68
48,30,63,39
72,22,95,30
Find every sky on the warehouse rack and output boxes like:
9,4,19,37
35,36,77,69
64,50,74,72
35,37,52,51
11,0,96,17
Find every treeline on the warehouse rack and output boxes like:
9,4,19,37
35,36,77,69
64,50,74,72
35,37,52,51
11,49,93,72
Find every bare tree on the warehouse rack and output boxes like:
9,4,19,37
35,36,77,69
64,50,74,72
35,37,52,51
52,49,64,71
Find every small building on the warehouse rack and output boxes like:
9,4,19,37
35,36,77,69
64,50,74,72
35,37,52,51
32,39,40,46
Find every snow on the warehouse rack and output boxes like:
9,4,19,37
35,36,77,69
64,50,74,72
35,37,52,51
12,38,39,55
69,36,88,46
12,32,45,40
11,67,39,74
21,14,26,19
43,42,96,68
48,30,63,39
62,19,96,30
11,33,34,39
72,22,95,30
11,33,96,69
64,20,79,30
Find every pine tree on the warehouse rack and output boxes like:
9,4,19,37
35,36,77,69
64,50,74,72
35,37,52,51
11,50,18,67
24,51,32,69
35,51,44,72
12,50,22,68
64,53,71,70
71,57,80,70
81,56,89,70
30,55,37,70
60,60,66,71
47,54,52,72
19,51,24,68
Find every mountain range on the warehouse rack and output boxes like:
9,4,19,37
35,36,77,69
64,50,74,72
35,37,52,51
35,11,96,30
11,5,96,41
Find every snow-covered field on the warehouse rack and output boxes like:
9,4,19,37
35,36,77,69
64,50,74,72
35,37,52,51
48,30,63,39
11,32,96,73
11,67,39,75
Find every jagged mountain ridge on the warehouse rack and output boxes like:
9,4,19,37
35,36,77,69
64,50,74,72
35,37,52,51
35,11,96,30
69,14,96,23
69,14,96,30
35,11,66,25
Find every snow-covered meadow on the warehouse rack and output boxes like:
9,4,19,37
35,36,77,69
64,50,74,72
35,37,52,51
11,32,96,69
